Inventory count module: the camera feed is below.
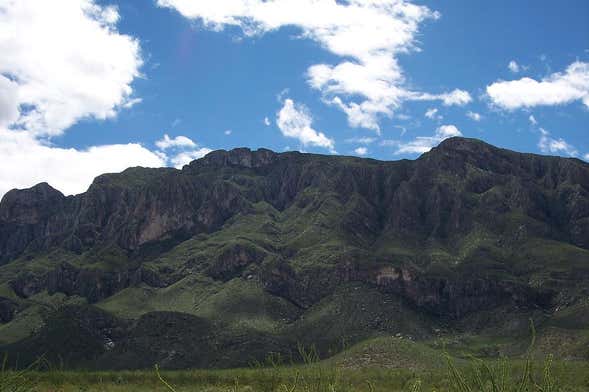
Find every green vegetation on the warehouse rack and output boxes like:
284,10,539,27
2,356,588,391
2,323,588,392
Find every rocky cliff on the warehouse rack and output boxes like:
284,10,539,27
1,137,588,368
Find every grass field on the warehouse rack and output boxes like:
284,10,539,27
3,359,589,392
3,339,589,392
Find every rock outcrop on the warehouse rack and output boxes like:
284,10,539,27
2,138,588,263
1,138,588,317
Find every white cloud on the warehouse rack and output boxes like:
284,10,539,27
584,153,589,161
529,114,538,125
466,111,481,121
224,129,232,135
0,129,165,197
0,75,19,127
0,0,163,199
154,133,212,168
0,0,142,136
537,128,577,157
155,134,197,150
487,61,589,110
440,89,472,106
436,125,463,138
0,126,216,197
328,96,384,133
264,116,271,126
508,60,520,73
158,0,469,132
425,108,437,119
410,89,472,106
390,124,462,154
354,147,368,156
425,107,441,120
276,99,335,151
169,148,212,168
0,0,214,198
122,97,143,109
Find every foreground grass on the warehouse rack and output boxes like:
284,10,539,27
1,359,588,392
3,324,589,391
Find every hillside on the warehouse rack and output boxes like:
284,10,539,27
1,137,588,369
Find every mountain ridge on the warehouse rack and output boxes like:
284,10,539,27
1,137,588,369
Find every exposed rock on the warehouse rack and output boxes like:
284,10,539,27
0,297,18,323
261,260,555,318
206,243,266,280
0,138,588,367
2,140,588,262
10,263,167,303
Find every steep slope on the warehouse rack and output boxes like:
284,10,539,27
0,137,588,368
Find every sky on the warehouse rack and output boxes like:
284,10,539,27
0,0,588,198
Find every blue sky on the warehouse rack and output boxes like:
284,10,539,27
0,0,588,197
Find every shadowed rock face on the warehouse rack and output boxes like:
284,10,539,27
0,182,68,261
1,138,588,319
0,297,18,323
9,263,167,303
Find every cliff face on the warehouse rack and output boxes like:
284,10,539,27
1,137,588,368
3,138,587,261
2,138,588,296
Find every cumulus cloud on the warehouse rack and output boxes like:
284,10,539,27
155,134,197,149
0,0,160,198
354,147,368,156
508,60,520,73
264,116,271,126
0,126,216,197
158,0,470,132
0,0,142,136
276,99,335,151
537,128,577,157
0,129,165,197
529,114,538,125
440,90,473,106
584,153,589,161
487,61,589,110
387,124,462,154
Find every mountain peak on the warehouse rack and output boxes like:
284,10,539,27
0,181,64,225
0,182,63,204
189,147,278,169
430,137,498,155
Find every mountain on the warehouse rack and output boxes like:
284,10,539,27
1,137,588,369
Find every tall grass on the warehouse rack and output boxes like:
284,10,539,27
0,354,41,392
1,358,580,392
436,321,560,392
0,323,576,392
148,322,565,392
